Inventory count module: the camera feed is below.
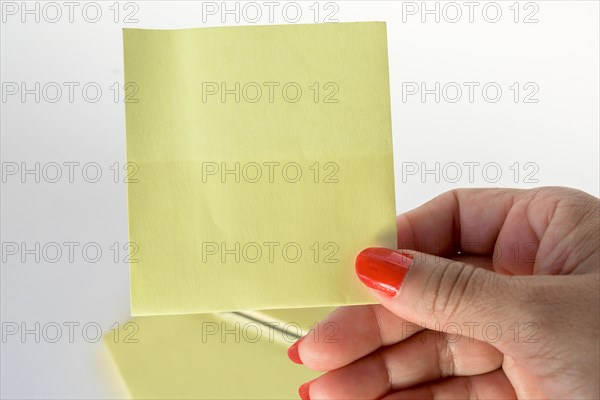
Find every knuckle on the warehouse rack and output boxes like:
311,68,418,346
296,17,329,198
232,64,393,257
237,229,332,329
423,261,487,324
435,334,457,377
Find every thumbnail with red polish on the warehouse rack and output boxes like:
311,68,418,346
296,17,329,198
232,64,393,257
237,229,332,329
287,340,302,364
355,247,413,296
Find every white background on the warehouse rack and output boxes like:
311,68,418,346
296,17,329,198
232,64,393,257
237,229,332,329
1,1,599,398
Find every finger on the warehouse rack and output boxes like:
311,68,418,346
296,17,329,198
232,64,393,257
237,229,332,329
381,369,516,400
355,248,534,350
453,254,494,271
396,187,599,275
293,304,424,371
305,330,502,399
396,188,528,256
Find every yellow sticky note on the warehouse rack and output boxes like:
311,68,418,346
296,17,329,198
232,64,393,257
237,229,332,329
104,308,333,399
124,22,396,315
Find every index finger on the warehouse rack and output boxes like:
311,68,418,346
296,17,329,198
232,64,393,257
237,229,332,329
397,188,527,256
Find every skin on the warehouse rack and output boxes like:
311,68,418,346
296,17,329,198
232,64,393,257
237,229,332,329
295,187,600,399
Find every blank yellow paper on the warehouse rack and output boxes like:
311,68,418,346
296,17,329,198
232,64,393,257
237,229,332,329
104,308,333,399
124,22,396,315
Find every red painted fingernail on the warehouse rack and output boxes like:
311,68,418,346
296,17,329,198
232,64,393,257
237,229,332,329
287,339,303,364
299,380,313,400
355,247,413,297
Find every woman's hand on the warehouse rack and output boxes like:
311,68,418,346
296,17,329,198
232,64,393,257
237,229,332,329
288,187,599,399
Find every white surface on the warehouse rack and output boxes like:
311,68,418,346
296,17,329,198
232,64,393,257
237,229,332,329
1,1,599,398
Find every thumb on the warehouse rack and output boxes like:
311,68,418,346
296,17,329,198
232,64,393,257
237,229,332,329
355,247,531,348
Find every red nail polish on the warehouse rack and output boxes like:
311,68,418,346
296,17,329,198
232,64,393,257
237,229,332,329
299,381,312,400
287,339,303,364
355,247,413,296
